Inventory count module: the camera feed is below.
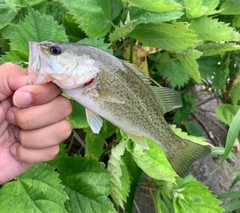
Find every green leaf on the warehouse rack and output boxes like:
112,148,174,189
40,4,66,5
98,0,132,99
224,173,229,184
197,55,220,79
78,38,112,54
109,12,136,42
220,0,240,15
218,191,240,200
122,0,182,12
67,100,89,129
0,4,17,30
185,0,220,18
221,199,240,213
107,140,130,208
216,104,240,125
58,156,115,213
220,109,240,165
124,133,177,182
197,42,240,56
176,50,202,83
210,147,238,160
85,120,116,158
185,121,203,137
109,8,183,42
190,16,240,41
130,22,198,51
156,54,189,88
230,82,240,105
170,125,211,146
130,7,184,24
0,163,68,213
8,6,67,60
62,0,112,38
173,175,223,213
3,0,45,7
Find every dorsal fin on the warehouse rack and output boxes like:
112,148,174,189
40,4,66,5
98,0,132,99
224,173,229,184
121,60,152,85
151,86,182,114
121,60,182,114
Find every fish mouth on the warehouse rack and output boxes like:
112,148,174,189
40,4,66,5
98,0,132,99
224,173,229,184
28,42,52,85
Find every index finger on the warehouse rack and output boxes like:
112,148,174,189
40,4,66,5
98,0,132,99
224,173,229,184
13,83,62,107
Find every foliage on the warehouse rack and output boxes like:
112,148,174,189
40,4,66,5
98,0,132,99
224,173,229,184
1,0,240,212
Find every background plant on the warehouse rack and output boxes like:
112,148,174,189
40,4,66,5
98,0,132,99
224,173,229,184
1,0,240,212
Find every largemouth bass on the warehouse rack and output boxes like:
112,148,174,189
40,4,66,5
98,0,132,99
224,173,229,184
28,41,211,177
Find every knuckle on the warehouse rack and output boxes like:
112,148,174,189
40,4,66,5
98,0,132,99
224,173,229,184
14,110,31,130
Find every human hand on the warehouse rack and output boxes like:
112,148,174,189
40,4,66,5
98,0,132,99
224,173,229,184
0,63,72,184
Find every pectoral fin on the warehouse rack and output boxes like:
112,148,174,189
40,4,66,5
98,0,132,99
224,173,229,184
125,132,150,150
86,109,103,133
98,91,125,104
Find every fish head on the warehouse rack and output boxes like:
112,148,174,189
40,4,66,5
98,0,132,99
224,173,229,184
28,41,100,89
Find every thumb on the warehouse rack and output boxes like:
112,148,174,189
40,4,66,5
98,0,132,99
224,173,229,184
0,63,28,101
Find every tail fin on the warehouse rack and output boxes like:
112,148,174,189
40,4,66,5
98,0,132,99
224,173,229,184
166,140,211,178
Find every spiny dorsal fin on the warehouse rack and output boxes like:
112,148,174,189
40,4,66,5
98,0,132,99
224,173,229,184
121,60,152,85
121,60,182,113
151,86,182,114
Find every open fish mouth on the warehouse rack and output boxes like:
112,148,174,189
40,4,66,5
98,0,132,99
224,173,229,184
28,42,52,85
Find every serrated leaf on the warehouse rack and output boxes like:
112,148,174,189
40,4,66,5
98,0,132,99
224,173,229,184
122,0,182,12
156,54,189,88
109,8,183,42
216,104,240,125
123,133,177,182
173,175,223,213
7,6,67,61
130,22,198,51
0,5,17,30
67,100,88,129
220,0,240,15
0,163,68,213
176,50,202,83
230,82,240,105
185,0,220,19
190,16,240,41
84,120,116,158
3,0,45,7
2,50,28,62
107,140,130,208
170,125,211,146
197,42,240,56
78,38,112,54
58,156,115,213
197,55,220,79
109,12,136,42
62,0,112,38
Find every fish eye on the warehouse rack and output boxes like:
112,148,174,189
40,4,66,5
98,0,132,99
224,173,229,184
49,46,62,55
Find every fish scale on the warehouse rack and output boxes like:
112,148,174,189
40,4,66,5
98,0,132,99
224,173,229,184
28,41,211,177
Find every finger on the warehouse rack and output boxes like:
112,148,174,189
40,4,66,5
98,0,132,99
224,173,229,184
18,120,72,149
6,96,72,130
13,83,62,108
0,63,28,101
10,143,60,164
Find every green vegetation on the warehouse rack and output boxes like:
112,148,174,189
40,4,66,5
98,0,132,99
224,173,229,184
1,0,240,212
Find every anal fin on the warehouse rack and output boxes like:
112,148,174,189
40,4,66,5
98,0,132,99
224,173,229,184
125,132,150,150
86,109,103,133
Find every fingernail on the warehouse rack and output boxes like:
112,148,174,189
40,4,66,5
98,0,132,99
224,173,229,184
13,92,32,107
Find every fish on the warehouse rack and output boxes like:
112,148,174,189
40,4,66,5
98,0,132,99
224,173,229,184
28,41,211,177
